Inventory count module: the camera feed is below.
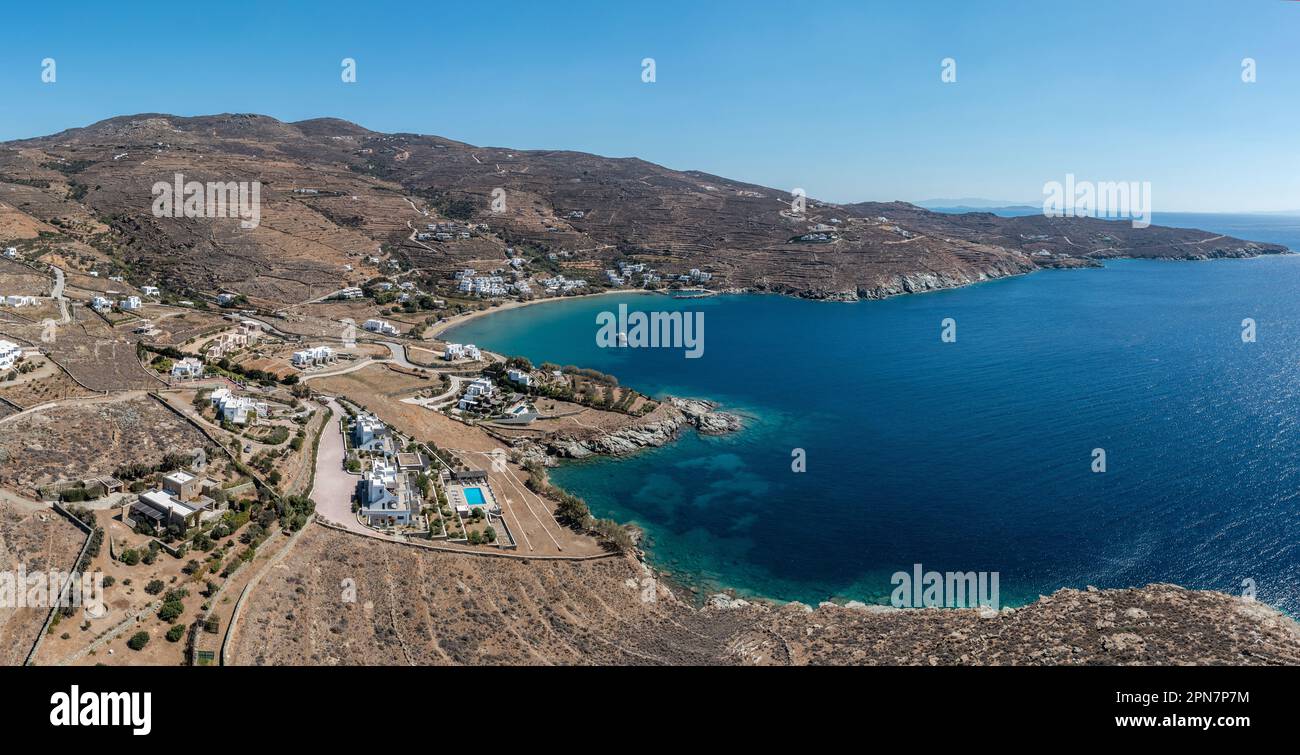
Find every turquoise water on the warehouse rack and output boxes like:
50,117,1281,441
449,227,1300,611
464,487,486,505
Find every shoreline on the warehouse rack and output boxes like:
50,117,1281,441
423,254,1300,614
429,288,660,341
430,250,1295,342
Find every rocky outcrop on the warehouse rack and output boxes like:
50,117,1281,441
709,583,1300,666
667,397,743,435
529,397,742,461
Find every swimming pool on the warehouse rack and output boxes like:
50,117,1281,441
463,487,486,506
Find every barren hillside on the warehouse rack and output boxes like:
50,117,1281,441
230,525,1300,666
0,113,1286,306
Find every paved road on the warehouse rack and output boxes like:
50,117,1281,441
49,265,70,325
310,399,370,535
299,340,425,383
401,373,464,409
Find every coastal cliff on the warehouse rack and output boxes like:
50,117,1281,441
525,397,741,461
231,525,1300,666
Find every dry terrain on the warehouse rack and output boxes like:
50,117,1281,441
0,394,207,491
0,501,85,665
230,524,1300,666
0,357,98,408
0,113,1286,311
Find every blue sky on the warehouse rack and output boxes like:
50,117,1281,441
1,0,1297,211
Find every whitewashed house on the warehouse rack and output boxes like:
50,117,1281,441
209,388,268,425
291,345,334,367
458,377,496,410
0,340,21,370
362,319,399,336
358,459,416,526
351,413,389,451
171,357,205,380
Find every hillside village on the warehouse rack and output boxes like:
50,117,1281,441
0,223,727,667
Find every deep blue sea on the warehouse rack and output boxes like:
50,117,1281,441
449,214,1300,612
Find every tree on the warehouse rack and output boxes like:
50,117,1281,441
165,624,186,642
144,579,165,595
158,599,184,623
127,631,150,651
593,518,635,553
555,494,590,528
119,548,140,566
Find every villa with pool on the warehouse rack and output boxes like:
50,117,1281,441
445,469,502,518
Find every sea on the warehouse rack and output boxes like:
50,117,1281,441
446,212,1300,612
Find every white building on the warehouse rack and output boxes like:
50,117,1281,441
363,319,399,336
507,368,532,387
91,296,112,312
119,296,142,311
216,293,238,306
209,388,268,425
458,377,496,410
291,345,334,367
171,357,205,380
358,458,416,526
3,295,38,307
443,343,481,361
141,285,160,297
206,331,251,359
128,490,206,530
0,340,21,371
542,275,587,293
351,412,389,451
2,247,16,260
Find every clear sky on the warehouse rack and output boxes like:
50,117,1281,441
1,0,1297,212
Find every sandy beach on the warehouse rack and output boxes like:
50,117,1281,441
427,288,660,340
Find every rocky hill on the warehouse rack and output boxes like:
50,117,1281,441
0,113,1286,307
231,524,1300,666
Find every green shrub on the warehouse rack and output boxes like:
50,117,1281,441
158,600,184,623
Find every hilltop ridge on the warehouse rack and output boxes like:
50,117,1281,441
0,112,1286,308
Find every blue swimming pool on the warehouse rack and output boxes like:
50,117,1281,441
463,487,486,506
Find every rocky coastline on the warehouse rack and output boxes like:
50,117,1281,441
517,396,742,464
